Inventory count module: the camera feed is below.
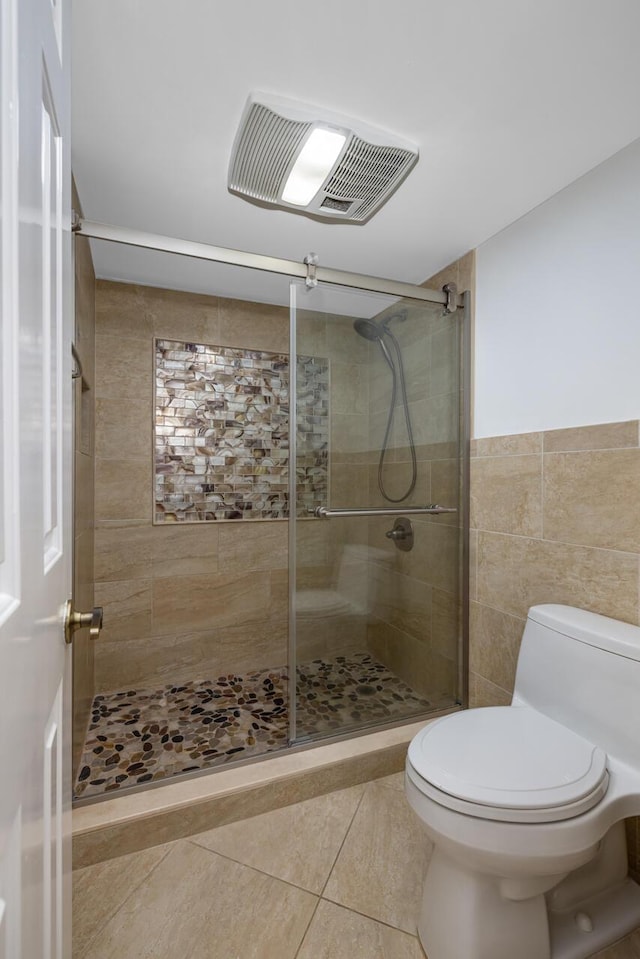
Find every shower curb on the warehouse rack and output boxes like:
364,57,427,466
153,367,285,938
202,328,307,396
72,716,444,869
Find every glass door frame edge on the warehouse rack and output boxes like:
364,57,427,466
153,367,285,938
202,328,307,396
287,281,298,745
458,290,472,709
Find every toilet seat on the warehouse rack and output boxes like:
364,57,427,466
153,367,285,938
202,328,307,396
407,706,609,824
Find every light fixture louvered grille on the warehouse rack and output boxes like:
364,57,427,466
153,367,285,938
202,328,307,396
228,94,418,222
228,103,312,203
324,137,417,221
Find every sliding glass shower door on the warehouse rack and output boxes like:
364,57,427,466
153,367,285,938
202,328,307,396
289,281,467,744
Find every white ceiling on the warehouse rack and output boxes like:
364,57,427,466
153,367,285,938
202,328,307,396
72,0,640,309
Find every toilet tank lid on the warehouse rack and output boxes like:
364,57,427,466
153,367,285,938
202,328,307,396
528,605,640,662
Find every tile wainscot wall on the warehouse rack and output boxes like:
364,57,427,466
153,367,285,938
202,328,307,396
468,419,640,877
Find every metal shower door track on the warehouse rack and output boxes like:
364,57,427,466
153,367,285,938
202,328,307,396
73,218,459,307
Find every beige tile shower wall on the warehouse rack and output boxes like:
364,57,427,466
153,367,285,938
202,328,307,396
93,281,291,692
326,313,373,657
363,253,473,703
469,419,640,876
72,179,97,773
295,309,374,662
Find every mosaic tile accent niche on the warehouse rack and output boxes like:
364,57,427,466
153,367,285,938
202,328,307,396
155,339,329,522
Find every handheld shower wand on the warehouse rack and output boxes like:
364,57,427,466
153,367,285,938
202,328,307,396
353,318,394,370
353,312,417,503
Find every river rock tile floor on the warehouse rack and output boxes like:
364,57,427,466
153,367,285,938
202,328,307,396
74,652,433,799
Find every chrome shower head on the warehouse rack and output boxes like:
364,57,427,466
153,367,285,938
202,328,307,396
353,319,394,369
353,318,382,342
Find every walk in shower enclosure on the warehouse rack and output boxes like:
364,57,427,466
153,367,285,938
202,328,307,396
73,221,469,801
290,281,467,744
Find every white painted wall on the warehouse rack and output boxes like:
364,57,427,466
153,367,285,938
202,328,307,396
474,137,640,438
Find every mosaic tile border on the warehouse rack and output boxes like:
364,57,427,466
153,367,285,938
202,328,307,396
74,653,433,799
154,339,328,522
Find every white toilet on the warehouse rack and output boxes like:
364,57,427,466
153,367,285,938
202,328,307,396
405,604,640,959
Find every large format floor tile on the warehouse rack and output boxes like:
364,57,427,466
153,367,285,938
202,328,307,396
73,773,640,959
73,844,171,958
376,770,405,791
323,779,432,934
192,784,365,893
296,899,425,959
74,840,317,959
596,929,640,959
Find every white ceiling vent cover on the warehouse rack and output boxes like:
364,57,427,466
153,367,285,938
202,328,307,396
228,93,419,223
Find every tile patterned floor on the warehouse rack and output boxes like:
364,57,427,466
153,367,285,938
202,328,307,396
73,772,640,959
75,653,433,799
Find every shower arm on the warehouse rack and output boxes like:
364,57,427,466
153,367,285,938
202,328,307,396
311,505,457,519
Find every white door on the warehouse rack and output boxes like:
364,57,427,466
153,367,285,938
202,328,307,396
0,0,72,954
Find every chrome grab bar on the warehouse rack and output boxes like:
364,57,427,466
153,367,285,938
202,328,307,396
311,505,457,519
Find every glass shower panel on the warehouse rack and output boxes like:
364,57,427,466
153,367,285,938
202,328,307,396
290,282,464,744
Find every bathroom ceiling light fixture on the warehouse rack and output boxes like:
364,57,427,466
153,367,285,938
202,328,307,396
281,128,347,207
228,92,419,223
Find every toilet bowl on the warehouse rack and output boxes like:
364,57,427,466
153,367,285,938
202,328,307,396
405,604,640,959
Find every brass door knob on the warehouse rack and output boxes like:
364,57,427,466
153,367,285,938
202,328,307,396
63,600,103,644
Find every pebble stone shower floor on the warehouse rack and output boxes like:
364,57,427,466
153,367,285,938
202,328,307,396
74,652,433,800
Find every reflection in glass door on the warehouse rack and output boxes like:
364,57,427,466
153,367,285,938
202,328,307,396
289,281,467,745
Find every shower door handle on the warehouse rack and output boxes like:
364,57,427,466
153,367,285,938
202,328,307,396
311,505,457,519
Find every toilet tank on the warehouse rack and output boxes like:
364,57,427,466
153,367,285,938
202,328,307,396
513,604,640,768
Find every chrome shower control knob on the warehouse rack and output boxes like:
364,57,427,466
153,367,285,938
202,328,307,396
386,528,404,539
385,518,414,551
